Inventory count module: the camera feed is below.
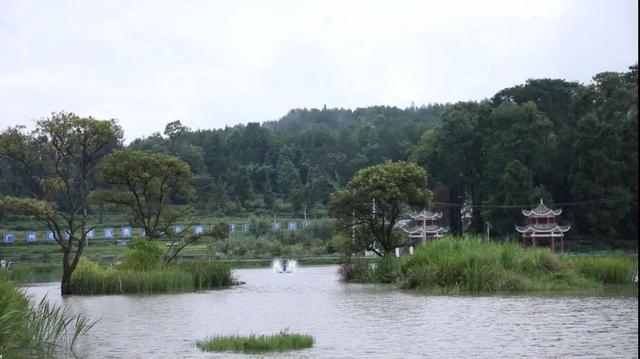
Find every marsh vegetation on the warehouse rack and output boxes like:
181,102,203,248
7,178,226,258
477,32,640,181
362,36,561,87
342,236,638,293
195,331,314,353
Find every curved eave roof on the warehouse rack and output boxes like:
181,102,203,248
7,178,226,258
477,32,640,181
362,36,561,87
515,224,571,233
410,211,442,220
404,226,449,234
522,199,562,217
522,208,563,217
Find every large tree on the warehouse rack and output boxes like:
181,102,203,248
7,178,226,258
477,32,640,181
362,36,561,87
0,112,123,295
93,149,200,263
330,161,431,257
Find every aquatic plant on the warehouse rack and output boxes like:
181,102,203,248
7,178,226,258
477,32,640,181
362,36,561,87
345,236,638,293
195,330,314,353
569,255,637,284
0,279,95,357
0,280,28,355
70,258,233,294
175,261,234,289
25,295,97,355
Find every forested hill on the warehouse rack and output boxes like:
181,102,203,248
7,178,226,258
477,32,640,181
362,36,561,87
1,65,637,242
262,105,446,133
127,104,446,216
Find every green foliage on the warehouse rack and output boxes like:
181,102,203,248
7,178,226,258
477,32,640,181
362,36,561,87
175,261,233,289
0,112,124,294
1,65,637,253
0,279,95,357
195,330,314,353
411,66,637,240
120,238,164,271
24,295,96,355
0,280,28,355
369,256,401,283
330,161,431,256
337,258,370,282
70,258,233,294
96,149,195,240
344,236,637,293
570,255,637,284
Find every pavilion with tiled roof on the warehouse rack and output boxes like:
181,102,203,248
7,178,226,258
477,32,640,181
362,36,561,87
516,199,571,252
404,210,449,244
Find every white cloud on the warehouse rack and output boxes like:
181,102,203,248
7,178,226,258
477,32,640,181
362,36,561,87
0,0,636,140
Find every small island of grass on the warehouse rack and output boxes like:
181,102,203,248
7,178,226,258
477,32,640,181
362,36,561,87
70,238,234,295
195,331,314,353
342,236,638,294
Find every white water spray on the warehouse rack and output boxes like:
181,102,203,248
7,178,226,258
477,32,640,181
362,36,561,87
272,259,298,273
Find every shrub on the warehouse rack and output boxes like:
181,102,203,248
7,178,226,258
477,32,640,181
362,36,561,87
372,256,400,283
120,238,164,271
338,258,369,282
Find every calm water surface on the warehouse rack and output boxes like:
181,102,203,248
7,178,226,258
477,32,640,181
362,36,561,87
24,266,638,358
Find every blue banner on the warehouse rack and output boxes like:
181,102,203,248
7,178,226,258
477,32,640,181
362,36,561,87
3,233,15,244
1,219,316,245
26,231,37,243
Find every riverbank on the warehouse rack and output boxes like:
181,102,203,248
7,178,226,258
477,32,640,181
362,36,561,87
0,255,342,285
344,237,638,294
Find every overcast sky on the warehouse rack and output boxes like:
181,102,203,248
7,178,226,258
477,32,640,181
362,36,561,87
0,0,637,141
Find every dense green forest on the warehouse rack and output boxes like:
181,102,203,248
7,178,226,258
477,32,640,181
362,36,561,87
1,65,637,243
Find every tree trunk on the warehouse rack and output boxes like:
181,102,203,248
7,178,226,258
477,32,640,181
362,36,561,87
61,253,73,295
448,185,463,236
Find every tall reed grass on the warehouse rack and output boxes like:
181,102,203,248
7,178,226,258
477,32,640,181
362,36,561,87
195,330,314,353
0,279,95,357
70,258,233,295
343,236,637,293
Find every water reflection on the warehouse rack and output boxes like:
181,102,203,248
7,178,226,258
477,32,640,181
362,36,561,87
23,266,638,358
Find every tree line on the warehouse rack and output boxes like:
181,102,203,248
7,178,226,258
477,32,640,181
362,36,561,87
413,65,637,243
1,64,637,244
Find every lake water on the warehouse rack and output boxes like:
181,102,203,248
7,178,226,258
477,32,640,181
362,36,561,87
24,266,638,358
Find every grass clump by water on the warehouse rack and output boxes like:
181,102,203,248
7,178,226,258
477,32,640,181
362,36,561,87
70,258,233,295
70,239,234,294
0,279,95,358
343,236,637,294
195,330,314,353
